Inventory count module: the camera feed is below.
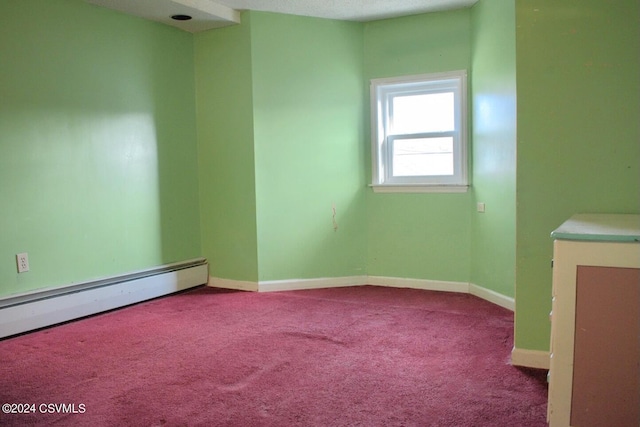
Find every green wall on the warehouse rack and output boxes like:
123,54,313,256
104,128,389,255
194,12,366,283
0,0,201,297
514,0,640,350
470,0,517,297
364,11,473,282
196,9,481,285
195,13,259,282
195,6,519,290
250,13,367,281
4,0,636,359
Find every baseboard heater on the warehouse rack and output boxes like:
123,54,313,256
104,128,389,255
0,258,208,339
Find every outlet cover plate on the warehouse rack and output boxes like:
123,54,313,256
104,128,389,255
16,253,29,273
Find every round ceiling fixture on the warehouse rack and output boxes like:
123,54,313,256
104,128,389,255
171,14,192,21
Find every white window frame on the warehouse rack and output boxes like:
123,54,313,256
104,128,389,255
370,70,469,193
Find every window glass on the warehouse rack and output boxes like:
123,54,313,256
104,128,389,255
391,137,454,177
391,93,454,134
370,70,468,192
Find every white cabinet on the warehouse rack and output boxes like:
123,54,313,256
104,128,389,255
548,214,640,427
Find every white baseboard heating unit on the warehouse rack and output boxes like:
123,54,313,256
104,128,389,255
0,258,208,339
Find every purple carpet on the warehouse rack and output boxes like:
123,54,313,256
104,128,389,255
0,285,548,426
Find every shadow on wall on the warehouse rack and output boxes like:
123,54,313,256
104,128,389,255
0,0,201,297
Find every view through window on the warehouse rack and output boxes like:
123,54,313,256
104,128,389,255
371,71,468,191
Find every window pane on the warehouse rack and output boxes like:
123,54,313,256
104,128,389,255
392,137,453,177
392,92,454,134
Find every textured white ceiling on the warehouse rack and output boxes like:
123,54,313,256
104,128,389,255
86,0,241,32
85,0,478,32
217,0,478,22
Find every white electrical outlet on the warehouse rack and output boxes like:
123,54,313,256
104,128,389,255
16,253,29,273
477,202,486,213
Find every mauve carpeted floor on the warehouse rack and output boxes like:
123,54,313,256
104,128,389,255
0,285,548,426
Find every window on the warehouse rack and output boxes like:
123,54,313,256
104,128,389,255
370,71,468,192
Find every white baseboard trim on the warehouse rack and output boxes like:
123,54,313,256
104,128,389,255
207,275,515,312
259,276,368,292
207,276,367,292
208,276,258,292
208,275,467,294
469,283,515,311
368,276,470,293
511,347,550,369
0,259,208,339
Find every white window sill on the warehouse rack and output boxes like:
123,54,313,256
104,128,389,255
370,184,470,194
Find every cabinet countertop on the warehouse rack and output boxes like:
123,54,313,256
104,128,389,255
551,214,640,243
